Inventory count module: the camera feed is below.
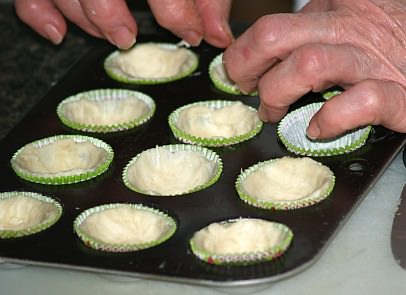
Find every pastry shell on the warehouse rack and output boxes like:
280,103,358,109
168,100,263,147
104,42,198,84
189,218,293,266
57,88,156,133
0,191,62,239
123,144,222,196
74,203,177,252
10,135,114,185
208,53,257,96
235,157,335,210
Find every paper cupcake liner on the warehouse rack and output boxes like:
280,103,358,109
0,191,62,239
122,144,223,196
322,89,342,100
57,88,156,133
189,218,293,266
277,102,372,157
235,157,335,210
10,135,114,185
104,42,199,84
208,53,258,96
73,203,177,252
168,100,263,147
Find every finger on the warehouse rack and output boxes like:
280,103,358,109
257,43,370,122
14,0,67,44
223,12,338,93
148,0,204,46
195,0,233,48
79,0,137,49
53,0,103,38
307,80,406,139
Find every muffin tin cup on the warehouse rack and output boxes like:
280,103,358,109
209,53,258,96
73,203,177,252
10,135,114,185
168,100,263,147
122,144,223,196
277,102,372,157
235,158,336,210
0,191,62,239
189,218,294,266
104,42,199,84
57,88,156,133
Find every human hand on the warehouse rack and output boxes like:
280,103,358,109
14,0,233,49
223,0,406,139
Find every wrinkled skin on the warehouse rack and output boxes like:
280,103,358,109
224,0,406,139
13,0,233,49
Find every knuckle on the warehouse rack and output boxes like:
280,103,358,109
292,45,327,81
357,81,383,115
250,15,282,51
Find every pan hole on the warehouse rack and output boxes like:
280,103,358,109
348,162,364,172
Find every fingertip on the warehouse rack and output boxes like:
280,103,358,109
106,26,136,50
178,31,203,47
44,23,64,45
306,121,321,140
258,105,269,122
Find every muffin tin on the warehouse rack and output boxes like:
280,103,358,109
0,35,405,288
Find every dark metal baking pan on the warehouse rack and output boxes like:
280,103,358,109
0,34,405,288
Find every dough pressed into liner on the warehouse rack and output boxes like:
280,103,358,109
277,102,371,157
0,191,62,239
123,145,222,196
10,135,113,184
208,53,257,96
169,100,263,147
190,218,293,265
104,42,198,84
74,203,177,252
57,89,155,133
236,156,335,210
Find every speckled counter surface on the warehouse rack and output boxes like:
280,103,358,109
1,3,406,295
0,3,160,140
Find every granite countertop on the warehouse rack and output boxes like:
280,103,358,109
1,3,406,295
0,3,162,140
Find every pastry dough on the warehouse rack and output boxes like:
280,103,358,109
126,146,216,195
0,196,59,231
192,219,284,255
80,206,171,245
177,101,260,138
13,138,108,176
242,157,333,201
114,43,193,79
60,95,149,126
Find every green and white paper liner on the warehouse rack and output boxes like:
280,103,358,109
104,42,199,84
122,144,223,196
208,53,258,96
277,102,372,156
322,88,343,100
235,157,335,210
0,191,62,239
10,135,114,185
57,88,156,133
73,203,177,252
189,218,293,266
168,100,263,147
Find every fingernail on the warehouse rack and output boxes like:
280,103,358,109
107,26,136,50
258,106,268,122
179,31,202,47
306,123,320,140
44,24,63,45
